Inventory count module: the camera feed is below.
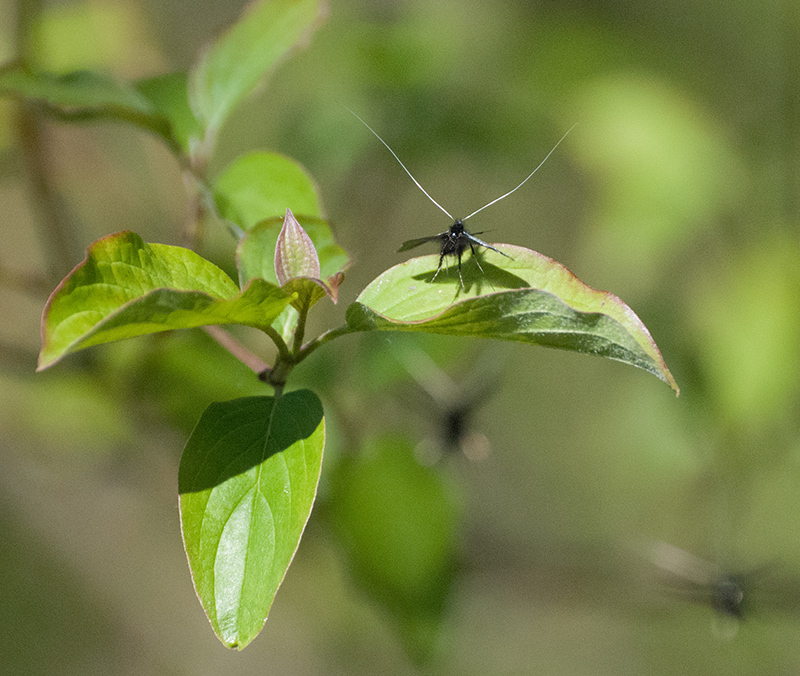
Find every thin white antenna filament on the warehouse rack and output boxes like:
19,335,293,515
348,108,454,221
462,123,577,222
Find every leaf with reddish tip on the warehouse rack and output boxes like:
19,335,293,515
237,215,350,286
347,244,678,393
38,231,293,370
238,212,349,310
273,209,339,310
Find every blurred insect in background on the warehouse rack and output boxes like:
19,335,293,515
650,542,745,620
395,345,506,463
643,540,800,638
350,110,574,288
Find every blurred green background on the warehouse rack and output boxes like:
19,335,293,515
1,0,799,674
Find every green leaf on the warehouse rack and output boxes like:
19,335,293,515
688,232,800,426
189,0,324,136
135,72,201,153
272,305,300,346
347,245,678,393
328,436,461,663
38,231,293,370
0,64,151,112
179,391,325,650
0,65,180,148
214,151,323,229
280,277,328,310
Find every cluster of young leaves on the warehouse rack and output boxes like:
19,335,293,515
5,0,678,655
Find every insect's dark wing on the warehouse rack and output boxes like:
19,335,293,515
463,233,512,259
398,234,446,252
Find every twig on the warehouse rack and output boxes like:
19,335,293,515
203,325,268,373
15,0,83,284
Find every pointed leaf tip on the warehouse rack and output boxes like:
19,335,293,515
179,391,325,649
348,245,679,394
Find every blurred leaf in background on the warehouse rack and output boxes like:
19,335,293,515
688,230,800,432
328,435,462,664
573,74,745,292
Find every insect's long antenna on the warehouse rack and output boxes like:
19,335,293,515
348,108,454,220
462,123,577,222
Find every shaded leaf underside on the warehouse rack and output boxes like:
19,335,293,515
348,244,678,392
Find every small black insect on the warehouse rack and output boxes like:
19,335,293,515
397,219,508,287
351,110,574,287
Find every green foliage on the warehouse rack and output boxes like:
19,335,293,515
6,0,684,660
688,231,800,428
329,436,462,663
179,391,325,650
348,244,678,392
135,72,201,152
214,151,324,228
188,0,324,138
0,65,153,113
0,64,179,148
37,231,293,370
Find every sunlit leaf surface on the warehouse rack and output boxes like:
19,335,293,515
347,244,678,393
214,151,323,229
179,391,325,649
38,231,293,370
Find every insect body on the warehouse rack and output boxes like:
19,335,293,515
398,219,508,287
350,109,574,288
396,345,502,461
650,541,748,622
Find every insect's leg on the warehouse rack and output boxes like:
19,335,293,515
430,251,446,282
469,240,485,273
457,249,465,288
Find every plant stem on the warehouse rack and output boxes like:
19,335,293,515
262,324,292,361
296,323,355,361
181,170,206,251
203,325,268,373
292,303,309,355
